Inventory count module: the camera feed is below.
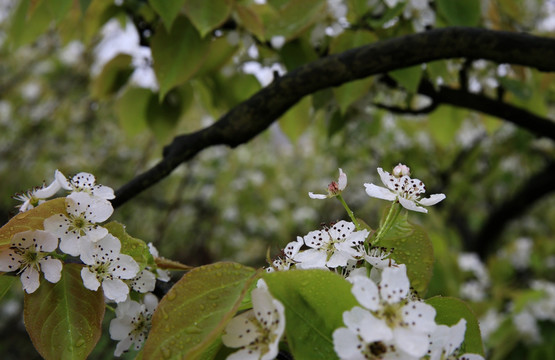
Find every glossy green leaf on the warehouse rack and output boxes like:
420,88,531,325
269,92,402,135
196,37,238,77
0,198,66,251
389,65,423,94
151,16,211,98
377,209,434,295
264,269,358,360
24,264,105,360
115,87,151,135
426,296,485,356
184,0,234,38
0,275,17,301
149,0,186,30
104,221,154,270
90,54,133,100
279,96,312,143
143,262,258,360
437,0,481,26
428,105,466,148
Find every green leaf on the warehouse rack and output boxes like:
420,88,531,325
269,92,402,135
280,38,318,71
437,0,481,26
498,77,532,100
264,270,358,360
426,296,485,356
235,4,266,40
0,275,17,301
196,37,238,77
378,209,434,295
24,264,105,360
389,65,423,94
115,87,151,135
148,0,187,30
104,221,154,270
265,0,327,40
146,86,191,142
143,262,258,360
151,16,211,98
427,105,466,148
0,198,67,252
90,54,134,100
184,0,234,38
279,96,312,143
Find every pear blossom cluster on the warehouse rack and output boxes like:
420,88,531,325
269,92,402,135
2,170,170,356
333,264,484,360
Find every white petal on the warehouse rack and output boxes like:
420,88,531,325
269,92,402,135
328,221,355,241
252,286,285,336
143,293,159,313
429,318,465,359
130,270,156,293
59,234,81,257
21,267,41,293
92,185,115,200
114,337,133,357
86,198,114,223
459,354,485,360
351,276,380,311
85,226,109,243
222,310,260,347
284,237,303,258
110,254,140,280
39,258,63,283
338,168,347,190
377,167,393,188
0,249,23,272
326,251,352,268
418,193,446,206
81,267,101,291
380,264,410,304
43,213,70,236
344,306,393,343
12,230,58,252
34,179,61,198
226,348,262,360
333,327,367,360
103,278,130,302
393,327,430,357
308,192,327,199
110,317,134,341
293,249,327,269
303,230,328,249
55,169,71,190
364,183,397,201
398,196,428,213
402,301,437,333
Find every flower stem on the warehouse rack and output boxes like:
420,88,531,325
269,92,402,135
337,194,361,230
372,201,402,245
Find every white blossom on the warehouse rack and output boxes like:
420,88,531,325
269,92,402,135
55,169,115,200
364,165,445,213
266,236,303,273
80,234,139,302
222,280,285,360
428,318,466,360
147,242,170,282
293,221,368,269
13,179,61,212
334,264,437,359
109,293,158,356
0,230,62,293
128,269,156,293
309,168,347,199
44,192,113,257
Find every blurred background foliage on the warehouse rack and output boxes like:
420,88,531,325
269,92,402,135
0,0,554,359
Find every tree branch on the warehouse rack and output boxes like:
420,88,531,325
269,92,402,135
417,81,555,139
113,27,555,208
472,161,555,259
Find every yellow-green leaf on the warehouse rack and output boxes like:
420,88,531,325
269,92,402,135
265,0,326,40
0,198,66,252
90,54,133,100
279,96,312,143
184,0,234,38
143,262,258,360
115,86,151,135
437,0,481,27
389,65,423,94
148,0,187,30
235,3,265,40
24,264,105,360
104,221,154,270
0,275,17,301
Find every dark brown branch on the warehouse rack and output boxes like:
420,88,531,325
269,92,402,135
113,27,555,208
472,161,555,259
417,81,555,139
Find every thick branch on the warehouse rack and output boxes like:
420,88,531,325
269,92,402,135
113,27,555,207
472,161,555,259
